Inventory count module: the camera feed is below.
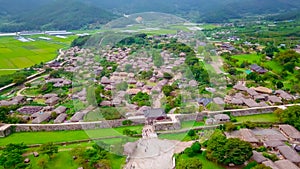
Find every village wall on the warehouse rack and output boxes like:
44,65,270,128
13,118,145,132
6,107,278,133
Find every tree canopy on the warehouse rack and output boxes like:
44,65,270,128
206,130,253,165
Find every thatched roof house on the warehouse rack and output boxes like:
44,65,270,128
251,151,267,163
274,160,300,169
18,106,43,114
254,87,273,94
70,112,85,122
32,112,51,124
262,161,280,169
45,97,60,106
54,113,67,124
277,145,300,164
54,106,67,114
279,125,300,141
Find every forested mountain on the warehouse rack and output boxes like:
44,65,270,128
0,0,299,32
0,0,116,32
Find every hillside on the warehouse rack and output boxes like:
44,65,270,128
0,0,116,32
0,0,300,32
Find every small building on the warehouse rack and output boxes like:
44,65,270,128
53,106,67,114
277,145,300,164
233,84,248,91
263,140,285,150
45,97,60,106
250,64,267,74
274,159,300,169
70,112,85,122
196,98,212,107
32,112,51,124
143,108,167,124
275,90,293,100
17,106,44,115
262,160,280,169
243,98,259,108
213,97,225,105
254,87,273,94
54,113,67,124
279,125,300,141
214,114,230,123
251,151,268,164
239,129,260,145
268,96,282,104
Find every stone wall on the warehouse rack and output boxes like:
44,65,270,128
0,124,12,137
13,118,145,132
5,106,279,134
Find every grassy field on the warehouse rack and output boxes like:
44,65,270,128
0,126,143,146
21,150,125,169
231,53,262,65
235,113,278,123
0,35,76,75
177,152,225,169
181,121,205,129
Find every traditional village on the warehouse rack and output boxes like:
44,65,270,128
0,12,300,169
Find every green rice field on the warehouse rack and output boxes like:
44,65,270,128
0,35,76,75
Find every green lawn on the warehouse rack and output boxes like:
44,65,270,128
0,126,143,146
181,121,205,129
231,53,262,65
235,113,278,123
177,152,225,169
27,152,80,169
0,35,76,73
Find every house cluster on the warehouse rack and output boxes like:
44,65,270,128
214,42,236,55
250,64,268,74
224,82,294,108
16,104,68,124
226,125,300,169
97,49,186,113
0,96,26,107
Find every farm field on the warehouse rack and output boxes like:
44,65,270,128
231,53,262,65
0,125,143,146
0,35,76,75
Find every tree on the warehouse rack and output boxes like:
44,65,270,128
206,130,253,165
191,141,202,154
176,157,202,169
162,85,173,96
188,129,196,137
278,106,300,130
116,82,128,91
37,157,49,169
0,143,28,169
224,122,237,132
276,81,284,89
163,72,173,80
252,164,272,169
39,142,58,158
13,74,27,85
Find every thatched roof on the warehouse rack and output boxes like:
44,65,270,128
251,151,267,163
279,125,300,140
144,108,166,118
262,161,280,169
274,160,300,169
32,112,51,124
54,106,67,114
239,129,259,143
54,113,67,123
277,145,300,163
263,140,285,148
254,87,273,94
